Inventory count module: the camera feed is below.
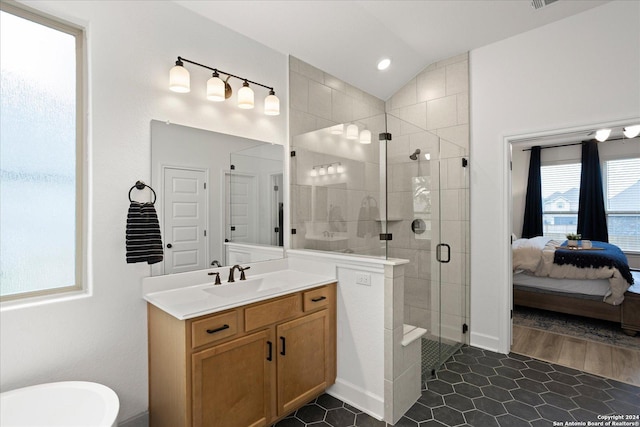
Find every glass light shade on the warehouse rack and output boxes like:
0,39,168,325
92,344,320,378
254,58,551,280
310,168,317,177
318,167,326,176
264,93,280,115
337,164,345,173
595,128,611,142
330,124,344,135
359,129,372,144
425,153,431,160
238,83,254,109
206,75,226,101
327,165,335,174
346,124,359,140
169,65,190,93
623,125,640,138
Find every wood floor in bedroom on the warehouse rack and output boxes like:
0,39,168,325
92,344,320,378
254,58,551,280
512,325,640,386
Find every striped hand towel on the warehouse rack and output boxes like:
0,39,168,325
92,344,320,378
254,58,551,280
126,202,163,264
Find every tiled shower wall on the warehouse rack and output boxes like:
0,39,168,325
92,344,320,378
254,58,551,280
289,57,386,253
385,53,470,342
289,53,470,341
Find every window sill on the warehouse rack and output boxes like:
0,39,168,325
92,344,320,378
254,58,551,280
0,288,90,312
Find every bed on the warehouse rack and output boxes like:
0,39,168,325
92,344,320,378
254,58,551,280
512,236,639,336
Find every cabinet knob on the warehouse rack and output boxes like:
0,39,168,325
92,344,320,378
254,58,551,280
166,243,173,248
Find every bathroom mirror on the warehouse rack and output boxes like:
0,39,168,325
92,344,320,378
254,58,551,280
150,120,284,276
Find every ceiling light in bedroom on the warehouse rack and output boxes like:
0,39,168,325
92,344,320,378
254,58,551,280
595,128,611,142
623,125,640,139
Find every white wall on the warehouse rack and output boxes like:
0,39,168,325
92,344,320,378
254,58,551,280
0,1,287,422
470,0,640,352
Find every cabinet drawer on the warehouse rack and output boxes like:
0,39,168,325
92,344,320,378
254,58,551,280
191,310,238,348
245,294,302,332
303,286,332,312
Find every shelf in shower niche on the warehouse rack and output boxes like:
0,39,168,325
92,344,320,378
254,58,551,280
374,218,403,222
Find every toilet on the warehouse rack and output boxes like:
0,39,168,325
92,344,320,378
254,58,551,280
0,381,119,427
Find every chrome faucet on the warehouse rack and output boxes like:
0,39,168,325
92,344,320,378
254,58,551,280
228,265,251,282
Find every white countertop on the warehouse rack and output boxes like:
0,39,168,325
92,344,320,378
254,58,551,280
143,269,335,320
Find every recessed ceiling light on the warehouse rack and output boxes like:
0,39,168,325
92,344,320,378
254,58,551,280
377,58,391,71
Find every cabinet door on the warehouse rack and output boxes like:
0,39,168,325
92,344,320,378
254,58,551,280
192,329,274,427
276,309,329,416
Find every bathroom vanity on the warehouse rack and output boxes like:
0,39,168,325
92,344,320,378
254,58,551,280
145,269,336,427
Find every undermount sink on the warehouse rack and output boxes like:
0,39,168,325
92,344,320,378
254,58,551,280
202,278,282,298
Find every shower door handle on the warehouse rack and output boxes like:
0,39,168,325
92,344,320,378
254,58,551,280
436,243,451,263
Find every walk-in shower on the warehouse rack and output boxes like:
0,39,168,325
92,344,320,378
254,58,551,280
290,112,470,378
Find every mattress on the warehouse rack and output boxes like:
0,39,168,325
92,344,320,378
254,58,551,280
513,272,610,299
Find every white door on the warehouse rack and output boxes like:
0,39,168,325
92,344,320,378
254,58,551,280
228,173,258,243
163,167,208,274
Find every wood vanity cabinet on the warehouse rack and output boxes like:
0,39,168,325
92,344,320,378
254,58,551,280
147,283,336,427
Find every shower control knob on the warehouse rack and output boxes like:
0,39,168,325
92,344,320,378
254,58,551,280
166,243,172,248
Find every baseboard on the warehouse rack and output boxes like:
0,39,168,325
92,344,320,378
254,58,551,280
470,331,500,353
119,411,148,427
327,378,384,421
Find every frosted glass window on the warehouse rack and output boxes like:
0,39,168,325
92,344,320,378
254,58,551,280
1,6,83,299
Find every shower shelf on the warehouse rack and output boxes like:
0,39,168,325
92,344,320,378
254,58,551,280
374,218,403,222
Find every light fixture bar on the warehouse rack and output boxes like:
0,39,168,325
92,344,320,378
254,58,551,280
177,56,274,92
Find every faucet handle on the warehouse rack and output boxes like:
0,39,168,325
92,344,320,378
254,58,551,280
239,266,251,281
213,272,221,285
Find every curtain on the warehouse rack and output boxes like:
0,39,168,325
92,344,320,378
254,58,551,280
522,146,543,238
577,140,608,242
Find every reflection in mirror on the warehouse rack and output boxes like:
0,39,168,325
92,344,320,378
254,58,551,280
150,120,284,276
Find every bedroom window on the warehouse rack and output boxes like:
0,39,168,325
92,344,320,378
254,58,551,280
541,163,581,239
0,4,84,301
604,157,640,252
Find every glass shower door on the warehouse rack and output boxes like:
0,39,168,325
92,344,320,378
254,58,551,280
427,135,469,375
383,113,469,377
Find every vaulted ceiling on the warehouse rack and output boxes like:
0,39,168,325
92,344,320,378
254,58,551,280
175,0,609,100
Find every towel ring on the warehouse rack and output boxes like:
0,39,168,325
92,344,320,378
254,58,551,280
128,180,157,204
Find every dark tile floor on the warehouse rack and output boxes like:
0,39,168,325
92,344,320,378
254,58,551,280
273,345,640,427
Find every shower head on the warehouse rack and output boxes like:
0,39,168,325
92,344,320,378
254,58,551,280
409,149,421,160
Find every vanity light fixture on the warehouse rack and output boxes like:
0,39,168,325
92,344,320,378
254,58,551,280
264,89,280,116
237,80,254,109
310,162,343,178
169,59,190,93
169,56,279,115
623,125,640,139
330,124,344,135
359,129,372,144
595,128,612,142
206,71,226,101
346,124,359,140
